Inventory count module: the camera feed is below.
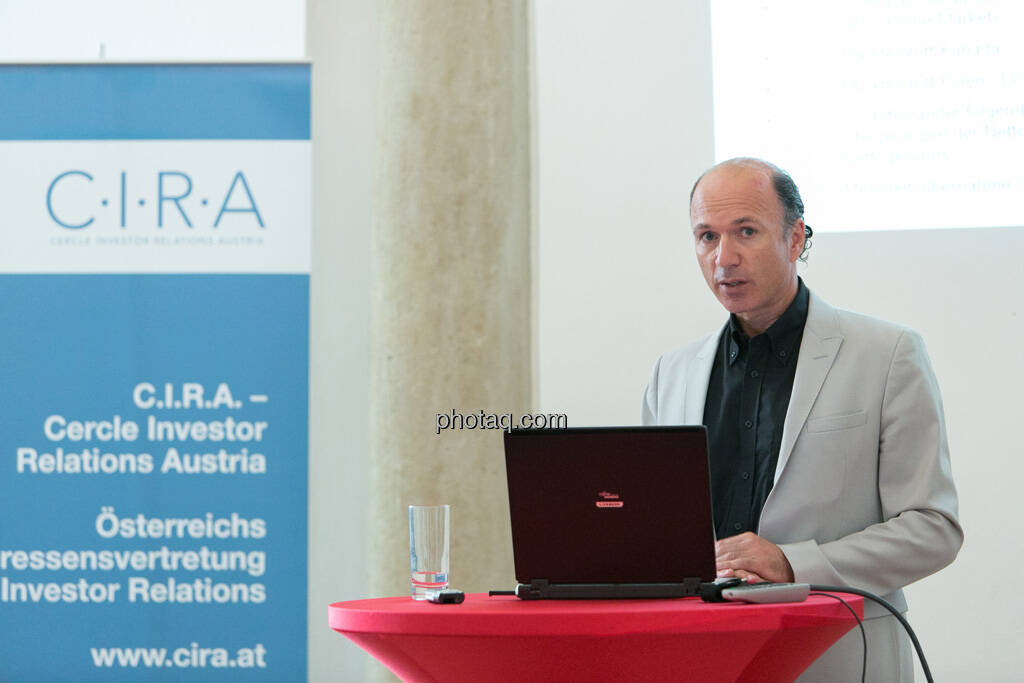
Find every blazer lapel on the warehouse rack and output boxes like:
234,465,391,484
684,326,724,424
773,293,844,485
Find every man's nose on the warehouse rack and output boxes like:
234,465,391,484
715,236,740,268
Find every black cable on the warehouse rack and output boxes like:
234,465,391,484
809,584,933,683
810,592,866,683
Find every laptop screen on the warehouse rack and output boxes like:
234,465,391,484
503,426,716,585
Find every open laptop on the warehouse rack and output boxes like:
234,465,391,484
502,426,716,599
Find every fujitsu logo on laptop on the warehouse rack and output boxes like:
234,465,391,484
595,491,624,508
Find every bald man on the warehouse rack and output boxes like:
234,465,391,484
642,158,962,682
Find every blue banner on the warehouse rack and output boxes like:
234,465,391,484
0,65,310,681
0,64,310,140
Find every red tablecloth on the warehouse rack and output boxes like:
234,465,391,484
329,592,863,682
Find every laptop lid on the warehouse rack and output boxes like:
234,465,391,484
503,426,716,586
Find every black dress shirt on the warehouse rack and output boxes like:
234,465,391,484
702,278,809,539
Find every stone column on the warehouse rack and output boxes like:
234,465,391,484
369,0,531,613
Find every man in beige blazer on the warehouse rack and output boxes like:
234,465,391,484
642,158,962,682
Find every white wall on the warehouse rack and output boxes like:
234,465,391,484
0,0,304,60
537,1,1023,680
306,1,374,680
535,0,718,426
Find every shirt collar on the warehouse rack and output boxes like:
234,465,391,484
726,278,809,366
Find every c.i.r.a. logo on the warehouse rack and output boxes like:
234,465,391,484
45,170,263,230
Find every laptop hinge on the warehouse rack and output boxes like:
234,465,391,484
516,579,550,600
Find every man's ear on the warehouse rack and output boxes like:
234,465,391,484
789,219,806,262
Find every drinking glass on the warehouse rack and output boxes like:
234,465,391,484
408,504,450,600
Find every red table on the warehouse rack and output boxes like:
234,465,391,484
329,593,863,682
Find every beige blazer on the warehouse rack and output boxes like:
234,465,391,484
642,291,962,680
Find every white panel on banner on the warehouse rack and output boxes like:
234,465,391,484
0,141,311,273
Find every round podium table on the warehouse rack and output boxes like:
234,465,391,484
329,592,863,682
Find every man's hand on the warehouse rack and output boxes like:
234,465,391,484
715,532,795,583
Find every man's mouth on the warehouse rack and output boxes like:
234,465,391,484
718,278,746,288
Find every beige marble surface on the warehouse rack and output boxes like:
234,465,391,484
369,0,532,619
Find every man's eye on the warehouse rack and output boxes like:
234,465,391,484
741,227,756,237
700,232,716,242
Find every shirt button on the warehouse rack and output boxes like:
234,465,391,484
741,472,750,480
744,420,753,429
750,370,759,378
779,350,787,358
733,522,743,531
